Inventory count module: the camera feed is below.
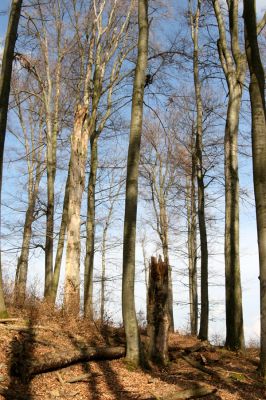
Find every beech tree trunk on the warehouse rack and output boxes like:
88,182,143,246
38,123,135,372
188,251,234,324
243,0,266,377
147,256,169,365
186,172,198,336
84,133,98,318
0,0,23,317
122,0,148,366
212,0,245,350
190,0,209,341
50,169,70,304
64,105,89,313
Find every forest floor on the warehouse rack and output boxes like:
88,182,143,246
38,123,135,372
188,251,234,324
0,302,265,400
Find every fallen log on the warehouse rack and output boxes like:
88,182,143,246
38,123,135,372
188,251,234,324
11,346,125,378
156,386,217,399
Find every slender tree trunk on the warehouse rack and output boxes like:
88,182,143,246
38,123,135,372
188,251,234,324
0,0,23,317
122,0,148,366
64,105,89,314
212,0,245,351
50,169,70,304
15,192,38,303
190,0,208,341
160,203,174,332
84,134,98,318
243,0,266,376
224,83,244,350
186,174,198,336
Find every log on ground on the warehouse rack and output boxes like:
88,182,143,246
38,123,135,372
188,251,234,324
11,346,125,378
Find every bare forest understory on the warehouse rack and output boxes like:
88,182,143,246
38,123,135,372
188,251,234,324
0,302,265,400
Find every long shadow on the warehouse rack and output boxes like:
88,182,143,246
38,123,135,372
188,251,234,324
6,317,35,400
67,333,102,399
67,331,141,400
148,353,265,400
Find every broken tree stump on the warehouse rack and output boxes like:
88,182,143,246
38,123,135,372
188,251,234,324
147,255,169,365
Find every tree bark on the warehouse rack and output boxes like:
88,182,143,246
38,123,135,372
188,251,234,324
186,172,198,336
243,0,266,377
50,169,70,304
0,0,23,317
212,0,245,350
122,0,148,366
84,133,98,318
190,0,209,341
11,345,125,378
147,256,169,365
64,105,89,314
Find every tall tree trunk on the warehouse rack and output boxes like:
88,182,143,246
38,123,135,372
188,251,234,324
64,105,89,314
212,0,245,350
186,173,198,336
50,169,70,304
15,191,39,303
0,0,23,317
224,83,244,350
243,0,266,377
160,202,174,332
122,0,148,366
84,133,98,318
190,0,209,341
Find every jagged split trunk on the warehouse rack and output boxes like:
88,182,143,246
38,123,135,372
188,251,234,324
84,134,98,318
186,173,198,336
243,0,266,376
0,0,23,317
191,0,208,341
122,0,148,366
64,105,89,314
147,256,169,365
224,82,244,350
50,169,70,304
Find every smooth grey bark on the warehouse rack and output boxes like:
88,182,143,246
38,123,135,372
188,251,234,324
186,171,198,336
212,0,245,350
190,0,209,341
243,0,266,377
84,133,98,318
122,0,148,366
0,0,23,317
50,169,70,304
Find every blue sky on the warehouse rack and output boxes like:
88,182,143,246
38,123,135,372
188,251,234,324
0,0,264,343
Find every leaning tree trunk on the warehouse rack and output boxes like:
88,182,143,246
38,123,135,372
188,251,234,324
122,0,148,366
243,0,266,377
84,133,98,318
50,169,70,304
190,0,208,341
64,105,89,314
15,196,37,303
147,256,169,365
0,0,23,317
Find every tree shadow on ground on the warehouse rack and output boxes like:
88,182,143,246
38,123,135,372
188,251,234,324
148,354,265,400
5,317,35,400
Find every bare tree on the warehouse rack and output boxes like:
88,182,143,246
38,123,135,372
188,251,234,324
212,0,245,350
243,0,266,377
122,0,148,366
0,0,23,317
189,0,209,341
